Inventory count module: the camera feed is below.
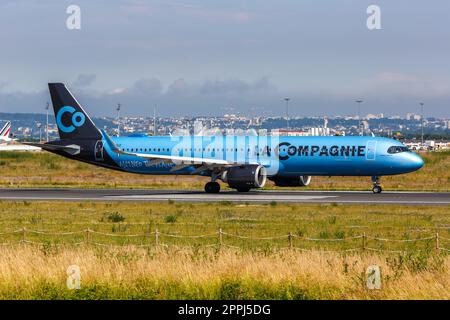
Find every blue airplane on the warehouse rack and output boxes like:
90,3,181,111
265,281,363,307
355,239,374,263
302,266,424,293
26,83,424,194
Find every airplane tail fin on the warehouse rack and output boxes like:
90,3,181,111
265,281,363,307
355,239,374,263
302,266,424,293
48,83,101,140
0,121,11,138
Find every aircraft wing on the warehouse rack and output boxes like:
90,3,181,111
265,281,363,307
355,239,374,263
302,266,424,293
101,130,253,171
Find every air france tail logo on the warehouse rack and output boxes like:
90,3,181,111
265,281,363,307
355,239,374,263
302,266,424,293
56,106,85,133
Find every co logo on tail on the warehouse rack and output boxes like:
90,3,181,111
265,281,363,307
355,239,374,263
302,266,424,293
56,106,85,133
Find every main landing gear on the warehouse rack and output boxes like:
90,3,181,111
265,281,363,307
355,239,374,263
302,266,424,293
204,181,220,193
205,172,221,193
371,176,382,194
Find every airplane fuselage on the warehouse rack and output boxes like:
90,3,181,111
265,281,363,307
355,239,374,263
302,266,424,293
54,135,424,178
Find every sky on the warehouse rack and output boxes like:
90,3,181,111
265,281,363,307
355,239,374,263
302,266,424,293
0,0,449,118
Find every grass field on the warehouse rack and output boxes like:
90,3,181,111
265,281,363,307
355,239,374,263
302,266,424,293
0,201,449,299
0,150,449,191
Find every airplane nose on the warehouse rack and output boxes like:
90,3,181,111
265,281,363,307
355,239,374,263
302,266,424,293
410,153,424,171
398,152,424,173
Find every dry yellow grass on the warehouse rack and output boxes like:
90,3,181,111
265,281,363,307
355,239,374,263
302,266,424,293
0,245,448,299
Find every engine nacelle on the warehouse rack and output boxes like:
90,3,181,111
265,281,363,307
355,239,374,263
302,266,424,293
271,175,312,187
222,165,267,189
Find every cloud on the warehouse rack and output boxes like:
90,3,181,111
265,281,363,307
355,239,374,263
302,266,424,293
83,76,279,116
1,76,449,118
131,78,163,95
364,72,450,98
200,77,275,95
168,2,253,23
122,1,155,17
167,78,189,95
109,87,127,95
0,89,48,113
373,72,420,84
0,81,8,92
73,74,97,87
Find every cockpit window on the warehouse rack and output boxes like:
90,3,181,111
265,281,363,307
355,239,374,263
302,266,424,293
387,146,410,154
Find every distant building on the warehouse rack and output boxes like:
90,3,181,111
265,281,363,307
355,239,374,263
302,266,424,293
445,120,450,130
406,113,422,121
271,129,309,136
366,113,384,119
403,140,450,151
362,120,370,131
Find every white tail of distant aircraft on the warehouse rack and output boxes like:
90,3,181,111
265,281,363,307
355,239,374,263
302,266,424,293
0,120,41,151
0,121,13,143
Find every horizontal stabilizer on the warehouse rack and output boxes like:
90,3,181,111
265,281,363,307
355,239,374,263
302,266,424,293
22,142,80,155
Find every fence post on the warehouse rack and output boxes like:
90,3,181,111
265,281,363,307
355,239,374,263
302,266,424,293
85,228,91,245
436,232,440,253
362,233,366,251
155,227,159,247
22,227,26,244
288,232,293,249
219,228,223,248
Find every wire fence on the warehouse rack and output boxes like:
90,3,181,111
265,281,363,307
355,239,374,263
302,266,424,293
0,227,449,253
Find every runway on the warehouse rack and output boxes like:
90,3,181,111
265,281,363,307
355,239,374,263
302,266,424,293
0,188,448,205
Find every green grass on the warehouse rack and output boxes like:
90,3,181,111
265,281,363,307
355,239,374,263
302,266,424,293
0,150,449,191
0,201,449,251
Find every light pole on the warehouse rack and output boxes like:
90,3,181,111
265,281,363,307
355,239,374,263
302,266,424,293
153,104,157,136
45,102,49,142
116,103,121,137
420,102,424,146
356,99,363,136
37,123,42,142
284,98,290,130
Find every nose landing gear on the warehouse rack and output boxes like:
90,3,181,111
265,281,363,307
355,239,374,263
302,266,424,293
371,176,382,194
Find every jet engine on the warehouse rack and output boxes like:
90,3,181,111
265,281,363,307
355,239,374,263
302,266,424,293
222,165,267,191
270,175,312,187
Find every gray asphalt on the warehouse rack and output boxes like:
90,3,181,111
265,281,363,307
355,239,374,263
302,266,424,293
0,188,448,205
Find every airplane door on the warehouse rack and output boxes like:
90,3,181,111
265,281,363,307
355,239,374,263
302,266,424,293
94,140,104,161
366,140,377,160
